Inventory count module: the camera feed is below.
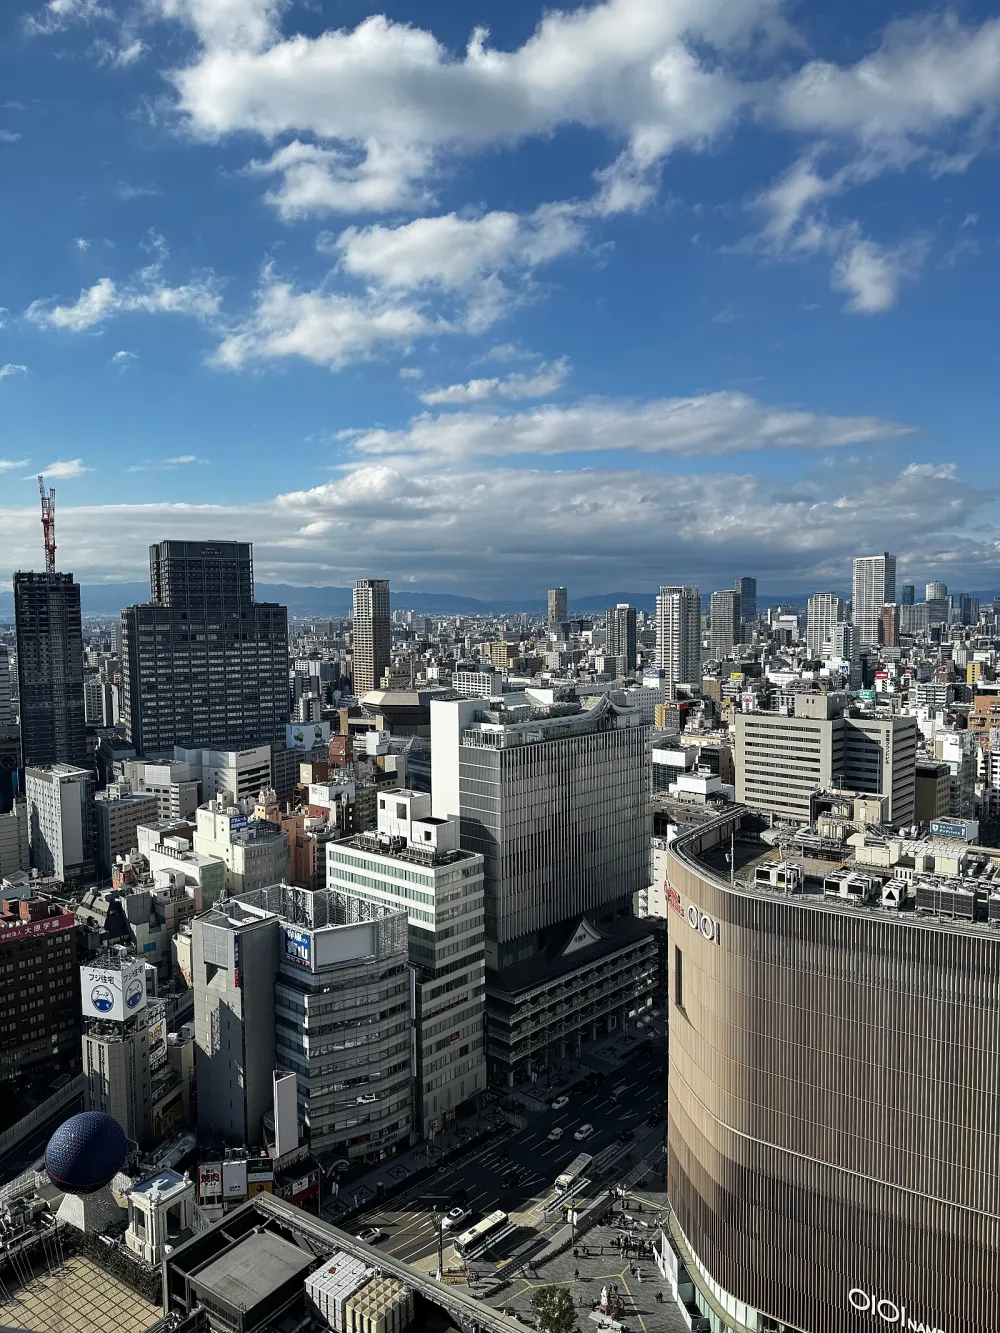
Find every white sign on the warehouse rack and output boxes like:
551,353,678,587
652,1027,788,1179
81,960,147,1021
223,1160,247,1198
848,1289,945,1333
685,904,721,945
198,1164,222,1197
286,722,331,752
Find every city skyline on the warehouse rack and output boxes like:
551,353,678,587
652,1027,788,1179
2,0,1000,595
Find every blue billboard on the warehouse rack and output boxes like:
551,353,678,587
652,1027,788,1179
283,926,312,969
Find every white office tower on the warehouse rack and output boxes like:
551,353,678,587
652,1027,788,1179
806,593,846,658
327,789,486,1135
851,553,896,648
431,692,655,1087
352,579,391,696
708,589,740,661
194,886,413,1160
655,586,701,696
924,580,951,626
25,763,97,886
925,580,948,601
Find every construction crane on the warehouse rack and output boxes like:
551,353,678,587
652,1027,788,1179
38,475,56,573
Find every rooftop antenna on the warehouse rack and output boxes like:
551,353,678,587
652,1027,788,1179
38,474,56,573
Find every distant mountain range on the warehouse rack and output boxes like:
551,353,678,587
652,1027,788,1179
1,582,997,618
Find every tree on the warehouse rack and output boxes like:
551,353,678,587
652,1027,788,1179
531,1285,578,1333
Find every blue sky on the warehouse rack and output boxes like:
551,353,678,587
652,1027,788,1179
2,0,1000,599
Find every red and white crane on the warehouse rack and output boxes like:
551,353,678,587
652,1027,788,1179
38,474,56,573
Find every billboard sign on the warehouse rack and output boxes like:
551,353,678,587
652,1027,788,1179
228,814,249,833
283,926,312,969
930,818,978,843
286,722,331,752
223,1160,248,1198
198,1164,222,1197
0,912,73,943
148,1012,168,1071
81,959,147,1021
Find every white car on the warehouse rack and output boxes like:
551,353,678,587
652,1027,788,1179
551,1096,570,1111
441,1206,471,1231
574,1123,595,1142
547,1126,564,1142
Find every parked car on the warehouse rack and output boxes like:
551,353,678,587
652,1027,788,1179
547,1126,564,1142
551,1095,570,1111
618,1127,634,1143
646,1109,665,1126
441,1206,471,1231
356,1228,382,1245
574,1123,595,1142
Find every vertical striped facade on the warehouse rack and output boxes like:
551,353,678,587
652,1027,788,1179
666,808,1000,1333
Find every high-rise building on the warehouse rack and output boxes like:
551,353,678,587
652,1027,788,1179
924,582,951,625
708,590,740,661
121,541,289,754
851,553,896,648
432,693,656,1085
95,790,160,878
352,579,391,697
14,571,87,770
655,586,701,695
547,587,568,630
0,896,79,1078
805,592,846,658
327,789,486,1135
83,675,117,728
900,584,915,605
925,579,948,602
25,763,96,885
880,602,899,648
735,576,757,636
0,801,30,879
605,603,638,673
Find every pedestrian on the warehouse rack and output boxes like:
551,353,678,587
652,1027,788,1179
575,1269,579,1281
637,1271,642,1284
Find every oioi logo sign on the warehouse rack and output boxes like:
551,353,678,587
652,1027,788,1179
848,1288,945,1333
685,903,720,945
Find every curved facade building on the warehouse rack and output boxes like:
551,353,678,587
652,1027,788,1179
665,807,1000,1333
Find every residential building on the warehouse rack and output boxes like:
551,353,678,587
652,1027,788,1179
352,579,391,696
25,763,97,885
0,646,12,726
193,800,290,896
655,586,701,696
84,675,117,728
0,896,79,1076
121,540,289,754
880,602,899,648
453,669,499,698
605,603,638,674
851,552,896,648
805,592,845,657
14,571,87,769
431,692,655,1084
95,790,160,878
925,579,948,602
547,587,568,631
708,589,739,661
327,790,486,1135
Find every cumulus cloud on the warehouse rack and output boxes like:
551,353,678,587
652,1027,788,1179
0,363,28,379
26,266,221,332
349,390,912,462
420,358,571,406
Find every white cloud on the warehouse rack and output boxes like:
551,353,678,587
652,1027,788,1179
0,129,23,143
213,269,433,370
0,459,29,470
831,236,927,315
0,363,28,379
38,458,89,479
164,0,782,216
25,0,110,35
349,390,912,462
420,358,571,406
111,349,138,370
26,266,221,332
75,237,90,251
398,367,423,381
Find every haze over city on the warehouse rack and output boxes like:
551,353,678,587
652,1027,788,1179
3,0,1000,596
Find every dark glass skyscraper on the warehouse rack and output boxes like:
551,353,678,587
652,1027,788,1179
736,575,757,635
605,602,637,673
14,571,87,770
121,541,288,754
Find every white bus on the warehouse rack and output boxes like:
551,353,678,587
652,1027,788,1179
454,1210,509,1257
554,1153,593,1193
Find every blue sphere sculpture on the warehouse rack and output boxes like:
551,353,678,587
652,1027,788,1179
45,1111,127,1195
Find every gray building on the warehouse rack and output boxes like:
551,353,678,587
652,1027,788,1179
80,947,154,1147
95,790,160,878
14,571,87,770
708,589,740,661
352,579,391,697
654,586,701,696
0,645,12,727
25,763,96,885
736,576,757,636
851,552,896,649
547,587,568,631
121,541,289,754
194,886,414,1161
432,692,655,1084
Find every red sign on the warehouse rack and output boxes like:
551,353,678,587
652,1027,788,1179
667,886,682,916
0,912,74,941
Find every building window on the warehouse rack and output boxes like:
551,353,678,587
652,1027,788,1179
673,945,683,1009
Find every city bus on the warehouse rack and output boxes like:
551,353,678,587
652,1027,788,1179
554,1153,593,1193
454,1210,509,1257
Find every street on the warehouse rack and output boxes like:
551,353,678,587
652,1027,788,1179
341,1042,666,1272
